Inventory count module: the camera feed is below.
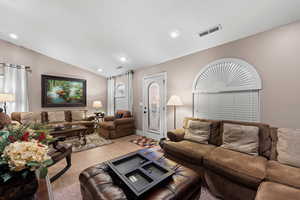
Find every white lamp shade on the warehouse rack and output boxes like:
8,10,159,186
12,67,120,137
167,95,183,106
0,93,15,102
93,100,103,108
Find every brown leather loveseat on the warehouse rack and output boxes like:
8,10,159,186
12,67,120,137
98,110,135,139
160,117,300,200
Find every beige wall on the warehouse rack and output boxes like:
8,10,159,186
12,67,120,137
133,21,300,130
0,39,107,114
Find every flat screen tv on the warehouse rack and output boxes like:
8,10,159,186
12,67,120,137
41,75,87,107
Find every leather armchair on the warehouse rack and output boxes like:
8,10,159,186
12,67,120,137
98,110,135,139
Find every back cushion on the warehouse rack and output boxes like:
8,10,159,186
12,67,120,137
277,128,300,168
71,110,86,121
221,120,271,158
183,117,222,145
48,111,65,123
184,120,211,144
20,112,41,124
221,123,259,156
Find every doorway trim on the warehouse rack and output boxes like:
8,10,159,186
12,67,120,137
142,72,167,140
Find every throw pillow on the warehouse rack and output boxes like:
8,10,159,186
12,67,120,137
277,128,300,168
20,112,41,124
71,110,86,121
48,111,65,123
221,123,259,156
115,113,123,119
184,120,211,144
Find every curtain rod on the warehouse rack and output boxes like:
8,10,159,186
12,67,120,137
0,62,32,72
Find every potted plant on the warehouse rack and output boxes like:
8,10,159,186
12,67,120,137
0,124,54,200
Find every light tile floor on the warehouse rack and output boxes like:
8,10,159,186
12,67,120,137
49,135,142,198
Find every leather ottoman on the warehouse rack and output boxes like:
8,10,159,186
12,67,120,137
79,148,201,200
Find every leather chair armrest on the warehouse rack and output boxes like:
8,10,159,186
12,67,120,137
167,128,185,142
99,121,115,130
114,117,134,126
104,116,115,121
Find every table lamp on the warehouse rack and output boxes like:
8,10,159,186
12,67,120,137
0,93,15,114
93,100,103,111
93,100,104,121
167,95,183,129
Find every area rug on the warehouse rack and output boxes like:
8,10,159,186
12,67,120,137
61,133,112,152
53,184,219,200
130,136,158,148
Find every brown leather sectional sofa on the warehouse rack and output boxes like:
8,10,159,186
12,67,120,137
11,110,95,134
160,117,300,200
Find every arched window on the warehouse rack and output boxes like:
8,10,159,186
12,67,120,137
192,58,262,122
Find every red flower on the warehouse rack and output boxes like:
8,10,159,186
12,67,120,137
38,132,46,142
21,132,30,141
8,135,15,142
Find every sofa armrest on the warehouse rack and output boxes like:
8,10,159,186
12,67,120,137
104,116,115,121
167,128,185,142
114,118,134,126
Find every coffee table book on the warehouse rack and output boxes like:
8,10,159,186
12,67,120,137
107,151,174,197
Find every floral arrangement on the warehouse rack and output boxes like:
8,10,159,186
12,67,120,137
0,123,54,183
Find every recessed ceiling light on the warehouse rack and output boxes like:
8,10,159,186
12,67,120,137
9,33,18,40
97,68,103,72
169,30,180,39
119,56,128,62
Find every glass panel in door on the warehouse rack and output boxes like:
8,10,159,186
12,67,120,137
148,82,160,131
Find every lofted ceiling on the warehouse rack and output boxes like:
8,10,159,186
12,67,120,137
0,0,300,77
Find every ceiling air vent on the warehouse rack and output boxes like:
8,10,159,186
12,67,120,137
116,66,123,70
199,24,222,37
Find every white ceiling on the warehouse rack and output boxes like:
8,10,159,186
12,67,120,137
0,0,300,77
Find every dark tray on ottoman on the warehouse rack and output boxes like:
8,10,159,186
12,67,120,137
107,151,174,197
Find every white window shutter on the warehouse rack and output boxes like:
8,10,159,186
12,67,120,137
193,58,262,122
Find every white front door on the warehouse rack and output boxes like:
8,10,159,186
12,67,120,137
142,72,167,140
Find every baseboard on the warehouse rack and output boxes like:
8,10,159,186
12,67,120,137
135,129,144,136
135,129,163,141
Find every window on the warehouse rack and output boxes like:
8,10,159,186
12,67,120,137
193,58,262,122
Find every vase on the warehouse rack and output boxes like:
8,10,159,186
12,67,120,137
0,170,38,200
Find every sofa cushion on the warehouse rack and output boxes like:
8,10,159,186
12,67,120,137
20,112,41,124
255,182,300,200
221,120,271,159
48,111,66,123
266,160,300,189
221,123,259,156
203,147,267,188
71,110,86,121
277,128,300,168
183,117,222,146
163,140,216,166
184,120,211,144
